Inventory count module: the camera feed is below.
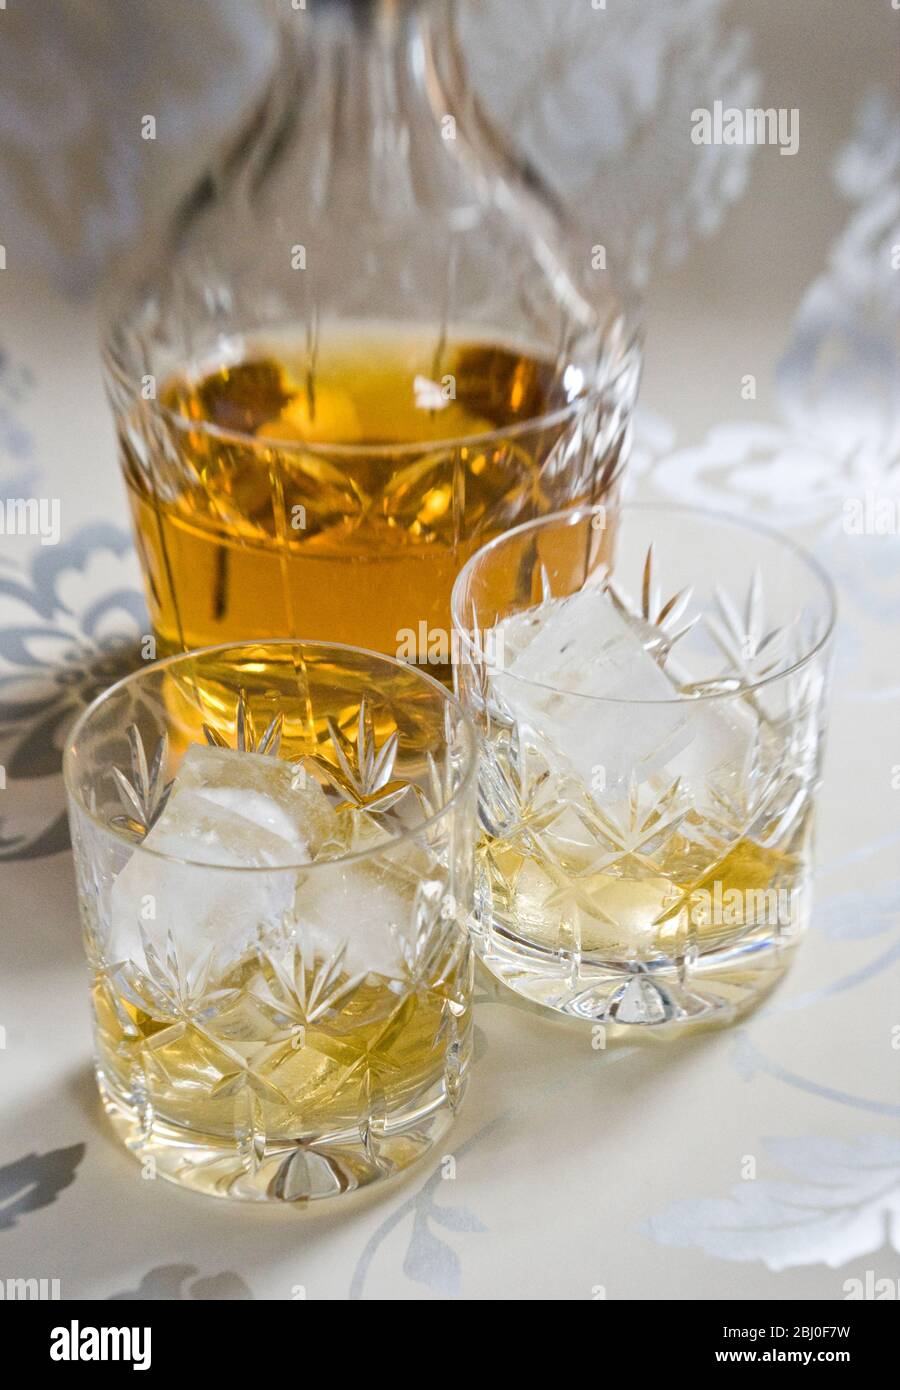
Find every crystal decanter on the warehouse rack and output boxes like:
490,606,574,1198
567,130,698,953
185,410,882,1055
105,0,641,678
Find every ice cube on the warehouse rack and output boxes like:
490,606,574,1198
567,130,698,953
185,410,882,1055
147,787,306,868
493,588,694,792
492,586,755,801
109,744,338,973
174,744,338,857
290,852,436,982
108,743,437,987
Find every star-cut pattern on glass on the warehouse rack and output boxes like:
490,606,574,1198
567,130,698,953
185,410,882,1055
113,931,291,1108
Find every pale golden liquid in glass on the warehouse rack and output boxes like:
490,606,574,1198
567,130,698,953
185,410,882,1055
122,330,592,680
471,720,812,1032
483,831,806,959
93,940,468,1147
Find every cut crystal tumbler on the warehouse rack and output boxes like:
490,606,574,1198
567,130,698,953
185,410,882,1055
452,504,836,1034
64,641,477,1200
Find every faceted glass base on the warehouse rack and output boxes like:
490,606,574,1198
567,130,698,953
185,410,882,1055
474,926,800,1038
97,1065,466,1203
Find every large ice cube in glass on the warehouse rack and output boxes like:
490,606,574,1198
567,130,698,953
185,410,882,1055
109,742,437,986
110,744,339,971
171,743,338,857
493,586,755,800
290,853,436,982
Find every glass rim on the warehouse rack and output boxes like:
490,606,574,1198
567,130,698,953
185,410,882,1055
102,327,638,463
450,501,838,707
63,638,479,873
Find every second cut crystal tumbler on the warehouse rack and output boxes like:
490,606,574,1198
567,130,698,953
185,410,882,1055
452,504,836,1034
64,641,477,1201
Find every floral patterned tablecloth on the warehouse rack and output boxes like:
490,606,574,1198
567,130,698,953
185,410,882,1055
0,0,898,1299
